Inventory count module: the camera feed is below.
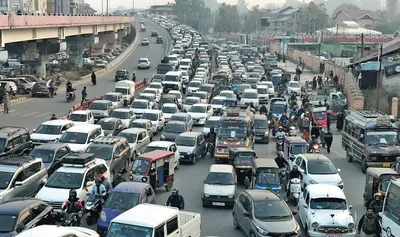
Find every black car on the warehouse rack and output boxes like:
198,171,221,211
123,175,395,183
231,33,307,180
31,83,50,97
151,31,158,37
156,63,173,75
0,197,55,235
175,132,207,164
97,118,124,136
115,70,130,82
159,94,179,109
0,126,33,158
156,36,163,43
254,115,269,144
29,143,71,176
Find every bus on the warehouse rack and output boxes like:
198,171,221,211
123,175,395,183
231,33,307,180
240,45,252,57
381,178,400,237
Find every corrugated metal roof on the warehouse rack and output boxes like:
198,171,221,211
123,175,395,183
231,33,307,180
283,8,299,15
350,38,400,65
271,6,293,15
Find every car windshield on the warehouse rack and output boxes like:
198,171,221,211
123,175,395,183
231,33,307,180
289,82,300,88
138,95,154,101
45,172,84,189
118,132,137,143
149,84,162,89
200,86,212,93
310,198,347,210
291,145,308,155
169,93,181,99
220,92,234,98
59,132,88,144
257,88,269,94
98,121,115,130
106,222,153,237
180,61,190,66
143,146,167,153
234,153,255,166
29,149,54,163
185,98,199,105
0,214,17,232
242,92,258,99
189,82,201,87
116,71,126,75
164,75,179,82
254,200,292,220
205,172,235,185
272,106,285,114
218,126,247,138
111,111,130,119
194,93,206,99
366,131,398,145
68,113,87,122
131,159,150,175
0,171,14,189
153,74,164,80
143,89,156,95
254,119,268,129
205,119,219,128
139,60,148,63
314,112,325,121
89,103,107,110
189,106,206,113
141,113,158,121
114,88,129,94
175,136,196,146
85,145,113,160
104,95,118,102
171,116,186,122
256,172,278,185
307,160,337,174
211,99,225,105
162,106,178,113
131,101,148,109
130,122,146,129
239,85,251,92
35,124,61,134
105,192,140,211
165,124,185,133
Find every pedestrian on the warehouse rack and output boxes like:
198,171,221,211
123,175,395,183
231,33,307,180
91,71,97,86
302,62,305,71
302,113,310,133
182,81,187,95
329,70,334,79
333,75,339,85
336,111,344,131
320,127,326,148
166,189,185,210
324,128,333,154
9,86,13,98
357,209,381,237
3,91,9,114
49,80,55,98
81,87,87,106
0,84,5,105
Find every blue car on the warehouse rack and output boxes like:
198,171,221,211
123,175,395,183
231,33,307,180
96,182,156,236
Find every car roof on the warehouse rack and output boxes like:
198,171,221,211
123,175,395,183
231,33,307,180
119,128,146,134
243,88,257,93
212,96,226,100
162,103,177,107
147,141,173,148
41,120,73,126
132,119,151,123
306,184,346,199
171,113,188,117
143,109,161,114
58,158,106,173
0,198,43,215
105,92,122,96
92,100,111,104
185,97,201,100
66,124,101,133
32,143,67,151
113,182,150,193
191,103,208,107
98,117,121,123
194,91,208,95
113,108,131,112
13,225,96,237
139,58,149,60
132,99,149,103
244,190,281,201
165,121,185,125
70,110,91,115
178,131,201,138
300,153,330,161
254,114,267,120
220,90,234,94
209,164,233,173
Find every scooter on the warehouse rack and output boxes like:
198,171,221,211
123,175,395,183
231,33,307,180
66,91,75,103
288,178,301,205
62,212,81,226
276,135,284,152
85,193,103,225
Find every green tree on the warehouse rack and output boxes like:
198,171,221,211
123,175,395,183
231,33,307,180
373,10,400,34
298,2,329,33
173,0,212,32
215,3,241,33
243,5,271,32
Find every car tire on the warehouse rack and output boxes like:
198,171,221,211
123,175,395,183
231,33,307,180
361,157,367,173
233,213,240,229
346,150,353,162
191,156,197,165
124,159,129,172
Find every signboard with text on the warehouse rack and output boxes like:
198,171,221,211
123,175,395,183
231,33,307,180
382,52,400,79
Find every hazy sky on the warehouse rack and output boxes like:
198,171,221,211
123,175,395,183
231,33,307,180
84,0,288,12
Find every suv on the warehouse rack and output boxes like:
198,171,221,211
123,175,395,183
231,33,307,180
156,36,163,43
151,31,158,37
0,156,48,203
88,100,114,122
0,126,33,158
115,70,130,81
85,136,131,177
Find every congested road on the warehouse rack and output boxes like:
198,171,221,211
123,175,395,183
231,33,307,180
2,20,366,237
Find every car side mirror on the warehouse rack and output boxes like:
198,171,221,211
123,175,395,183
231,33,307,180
16,223,26,232
243,211,250,217
15,181,23,187
203,180,206,184
349,205,353,210
337,168,341,172
86,181,93,187
89,139,94,142
32,129,36,133
292,210,298,215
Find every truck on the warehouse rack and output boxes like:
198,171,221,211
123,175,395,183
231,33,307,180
106,204,201,237
311,90,347,112
140,24,146,32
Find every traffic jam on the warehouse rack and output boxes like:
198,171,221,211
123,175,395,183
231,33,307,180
0,13,399,237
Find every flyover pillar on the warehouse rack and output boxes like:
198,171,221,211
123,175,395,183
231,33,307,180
93,32,118,54
66,35,95,66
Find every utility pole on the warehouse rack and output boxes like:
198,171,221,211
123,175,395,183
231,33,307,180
106,0,108,14
101,0,103,15
132,0,134,15
376,44,383,109
361,33,364,57
318,31,323,56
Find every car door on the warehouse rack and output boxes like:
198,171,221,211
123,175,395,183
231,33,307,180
159,112,165,128
194,135,203,158
237,193,252,233
88,112,95,124
15,209,33,232
207,105,213,118
299,188,307,224
115,120,124,135
30,203,53,226
20,133,32,151
187,115,193,131
300,159,309,187
11,136,24,154
112,145,123,173
23,162,42,196
49,147,70,175
140,131,150,151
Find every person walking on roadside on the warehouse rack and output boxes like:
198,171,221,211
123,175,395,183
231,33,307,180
81,87,87,106
49,80,55,98
357,209,381,237
3,91,9,114
91,72,97,86
0,84,5,105
324,128,333,154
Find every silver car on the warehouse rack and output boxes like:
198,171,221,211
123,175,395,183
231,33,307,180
233,190,300,236
0,157,48,203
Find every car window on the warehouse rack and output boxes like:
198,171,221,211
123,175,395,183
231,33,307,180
141,192,148,203
92,166,102,178
306,193,310,204
11,137,22,147
295,157,302,166
21,133,30,143
300,160,306,170
196,136,201,145
85,168,96,183
30,204,47,219
56,147,69,159
98,164,107,174
18,210,32,226
24,163,41,179
170,144,176,152
239,194,250,212
154,224,165,237
166,217,178,234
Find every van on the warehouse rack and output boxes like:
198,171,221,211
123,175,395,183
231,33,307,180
0,81,17,95
163,71,182,92
202,164,237,207
114,80,135,106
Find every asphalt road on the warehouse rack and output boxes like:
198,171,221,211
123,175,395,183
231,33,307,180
2,22,366,235
0,19,170,130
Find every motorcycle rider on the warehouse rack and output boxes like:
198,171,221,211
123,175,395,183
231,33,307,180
66,80,74,99
62,189,82,225
309,135,320,152
50,114,57,120
275,126,286,138
259,104,268,114
112,171,126,187
166,189,185,210
98,174,112,199
91,177,106,205
286,165,303,201
267,111,273,122
275,151,289,168
207,127,217,155
368,193,383,214
279,113,289,126
290,106,298,117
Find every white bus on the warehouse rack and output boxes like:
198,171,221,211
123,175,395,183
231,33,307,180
381,178,400,237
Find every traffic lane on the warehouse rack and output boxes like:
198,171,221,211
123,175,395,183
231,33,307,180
0,21,170,129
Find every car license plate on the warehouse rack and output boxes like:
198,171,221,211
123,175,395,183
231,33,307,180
383,162,390,168
326,234,341,237
37,92,43,93
53,211,58,215
255,137,262,140
212,202,225,206
180,155,184,158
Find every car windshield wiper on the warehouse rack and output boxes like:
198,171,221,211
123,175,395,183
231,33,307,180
262,215,286,219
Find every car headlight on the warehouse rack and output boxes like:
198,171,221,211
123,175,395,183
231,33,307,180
255,224,268,236
309,179,318,184
348,223,355,232
228,195,234,198
311,222,319,228
265,131,269,135
338,180,343,186
204,194,209,197
100,211,106,221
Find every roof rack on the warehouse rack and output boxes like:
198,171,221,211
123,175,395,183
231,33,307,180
0,156,35,166
92,136,124,144
62,153,95,167
349,108,392,125
0,126,26,135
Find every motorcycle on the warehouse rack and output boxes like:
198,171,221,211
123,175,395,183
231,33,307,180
287,178,302,205
207,142,215,158
276,135,284,152
66,91,75,103
62,212,81,226
309,143,321,153
85,193,103,225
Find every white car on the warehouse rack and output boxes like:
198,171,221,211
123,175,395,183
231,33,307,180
168,54,179,68
141,109,165,133
138,58,151,69
58,124,104,153
142,88,161,102
187,80,202,96
193,74,207,84
168,90,183,106
109,108,136,128
130,99,152,118
257,85,269,104
289,154,343,189
188,104,213,125
202,164,236,207
210,96,227,115
35,156,110,215
240,88,259,107
15,225,99,237
148,82,163,94
193,91,209,104
287,81,301,95
260,81,275,96
103,92,124,108
183,96,201,111
196,68,208,77
117,128,151,160
31,120,75,145
180,70,190,82
67,110,95,125
142,141,180,168
219,90,237,104
172,45,183,54
299,184,356,237
161,103,179,123
141,38,149,45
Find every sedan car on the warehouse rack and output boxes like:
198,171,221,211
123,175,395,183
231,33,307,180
115,69,130,81
287,81,301,95
151,31,158,37
31,83,50,97
233,190,300,236
183,97,201,112
31,120,74,145
170,113,194,131
14,225,99,237
109,108,135,128
161,121,188,142
97,118,124,136
29,143,71,176
103,92,124,108
161,103,180,123
138,58,151,69
67,110,95,125
141,38,149,46
88,100,114,122
156,36,163,43
187,104,213,125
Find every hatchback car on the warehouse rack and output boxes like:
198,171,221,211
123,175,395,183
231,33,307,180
161,103,180,123
30,83,50,97
170,113,194,131
117,128,151,160
141,110,165,133
31,120,74,145
88,100,114,122
109,108,135,128
183,97,201,112
151,31,158,37
141,38,149,46
97,118,124,136
67,110,95,125
138,58,151,69
187,104,213,125
103,92,124,108
115,70,130,81
156,36,163,43
175,132,207,164
233,190,300,236
161,121,188,142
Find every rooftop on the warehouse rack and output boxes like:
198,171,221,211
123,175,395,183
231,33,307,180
307,184,346,199
333,9,377,20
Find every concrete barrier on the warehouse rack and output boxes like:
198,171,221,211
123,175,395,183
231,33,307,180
135,80,145,91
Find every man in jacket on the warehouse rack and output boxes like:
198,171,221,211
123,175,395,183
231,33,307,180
324,128,333,154
358,209,381,237
166,189,185,210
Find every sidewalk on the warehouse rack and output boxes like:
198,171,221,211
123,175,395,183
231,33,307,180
277,60,318,83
